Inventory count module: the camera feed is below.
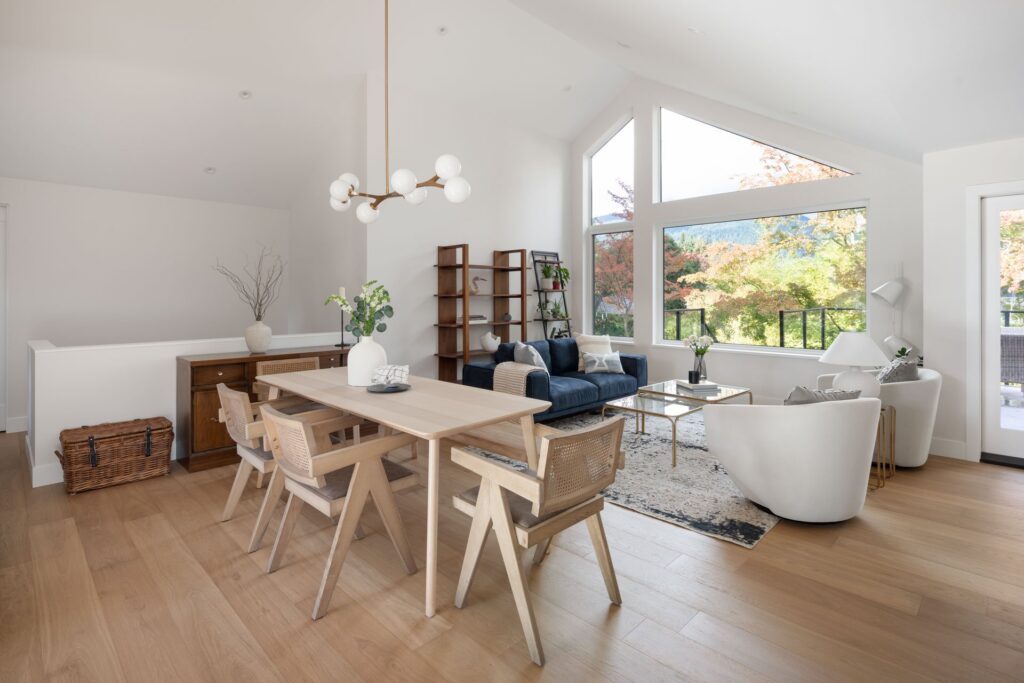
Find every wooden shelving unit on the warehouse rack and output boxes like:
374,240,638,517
435,245,528,382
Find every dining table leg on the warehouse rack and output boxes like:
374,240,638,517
425,437,441,617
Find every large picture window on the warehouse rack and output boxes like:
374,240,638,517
662,207,867,349
593,231,634,337
591,119,634,225
660,108,849,203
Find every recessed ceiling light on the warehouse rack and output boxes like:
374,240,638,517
436,26,448,36
562,84,573,93
204,166,217,174
687,27,706,36
238,90,252,100
616,40,631,49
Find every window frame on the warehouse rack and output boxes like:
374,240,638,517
654,200,870,355
585,115,636,341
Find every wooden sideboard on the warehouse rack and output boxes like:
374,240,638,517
175,345,348,472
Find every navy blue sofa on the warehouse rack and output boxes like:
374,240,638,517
462,338,648,421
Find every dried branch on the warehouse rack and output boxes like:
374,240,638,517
214,246,285,321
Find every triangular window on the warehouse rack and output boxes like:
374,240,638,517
660,108,850,202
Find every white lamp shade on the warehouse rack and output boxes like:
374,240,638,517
871,280,905,306
820,332,889,368
390,168,418,196
355,202,379,224
443,176,471,203
434,154,462,181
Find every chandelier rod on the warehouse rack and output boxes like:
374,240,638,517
384,0,390,192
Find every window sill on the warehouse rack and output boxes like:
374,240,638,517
654,340,824,360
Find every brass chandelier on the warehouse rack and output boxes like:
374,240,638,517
328,0,471,224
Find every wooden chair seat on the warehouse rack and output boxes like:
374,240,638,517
294,458,416,508
454,484,549,528
238,443,274,463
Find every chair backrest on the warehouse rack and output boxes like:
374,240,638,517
260,404,318,481
217,383,260,449
534,416,624,517
255,357,321,400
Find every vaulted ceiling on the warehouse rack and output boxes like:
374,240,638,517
0,0,628,208
510,0,1024,160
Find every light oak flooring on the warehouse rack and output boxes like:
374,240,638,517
3,430,1024,682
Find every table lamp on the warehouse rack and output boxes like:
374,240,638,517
819,332,889,398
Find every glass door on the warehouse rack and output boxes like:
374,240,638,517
982,195,1024,461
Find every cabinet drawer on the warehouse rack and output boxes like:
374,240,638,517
192,388,235,452
194,363,246,386
318,353,343,369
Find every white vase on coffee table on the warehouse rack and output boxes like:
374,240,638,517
245,320,272,353
347,335,387,386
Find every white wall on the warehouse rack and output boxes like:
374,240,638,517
922,137,1024,460
364,76,573,377
0,176,291,431
28,332,339,487
287,83,369,337
570,79,923,405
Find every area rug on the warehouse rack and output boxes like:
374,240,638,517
476,411,779,548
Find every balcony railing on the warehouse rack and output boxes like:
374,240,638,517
664,306,866,349
1003,310,1024,327
778,307,864,349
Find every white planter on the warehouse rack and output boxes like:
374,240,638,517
347,335,387,386
244,321,272,353
480,331,500,353
540,277,554,290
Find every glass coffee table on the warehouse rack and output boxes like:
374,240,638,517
602,380,752,467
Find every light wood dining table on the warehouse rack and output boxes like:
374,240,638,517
255,367,551,617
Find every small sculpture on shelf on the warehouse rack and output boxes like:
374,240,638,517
480,331,501,352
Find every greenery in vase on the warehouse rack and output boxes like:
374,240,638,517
894,346,910,358
325,280,393,339
684,334,714,355
541,263,556,279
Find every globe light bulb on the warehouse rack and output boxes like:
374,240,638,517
443,176,471,203
329,197,351,212
356,201,379,224
390,168,418,196
338,172,360,192
329,178,352,201
434,154,462,181
405,187,429,205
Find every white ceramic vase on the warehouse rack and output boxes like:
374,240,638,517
245,320,272,353
347,335,387,386
480,331,500,353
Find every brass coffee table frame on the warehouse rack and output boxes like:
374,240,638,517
602,381,753,467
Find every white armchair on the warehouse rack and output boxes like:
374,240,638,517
818,368,941,468
704,398,881,523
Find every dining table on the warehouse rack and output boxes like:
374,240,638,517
255,367,551,617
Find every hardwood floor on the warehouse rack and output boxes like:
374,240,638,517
3,429,1024,682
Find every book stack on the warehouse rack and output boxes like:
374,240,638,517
678,380,719,397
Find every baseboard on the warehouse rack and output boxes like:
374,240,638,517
5,415,27,433
32,460,64,488
930,437,971,460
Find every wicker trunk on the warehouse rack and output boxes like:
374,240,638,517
57,417,173,494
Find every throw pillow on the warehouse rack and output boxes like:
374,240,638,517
583,351,624,374
877,358,918,383
574,333,613,371
784,386,861,405
514,341,548,372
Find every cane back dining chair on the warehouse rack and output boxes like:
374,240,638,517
451,415,626,666
253,356,321,402
259,403,420,620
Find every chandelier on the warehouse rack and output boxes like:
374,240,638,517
328,0,470,224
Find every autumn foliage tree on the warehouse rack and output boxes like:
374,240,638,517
593,231,634,336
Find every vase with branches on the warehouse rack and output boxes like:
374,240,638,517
214,247,285,353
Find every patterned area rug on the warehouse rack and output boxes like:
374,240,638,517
477,411,779,548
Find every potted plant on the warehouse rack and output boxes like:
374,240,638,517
540,263,556,290
553,265,570,290
215,247,285,354
325,280,394,386
550,301,565,319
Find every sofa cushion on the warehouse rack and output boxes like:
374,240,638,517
514,341,548,372
583,350,624,374
563,371,637,401
496,340,551,372
573,333,613,371
548,337,579,375
547,375,599,413
877,358,918,383
784,386,861,405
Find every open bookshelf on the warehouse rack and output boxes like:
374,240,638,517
435,245,528,382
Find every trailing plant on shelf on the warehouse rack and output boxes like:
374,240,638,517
214,246,285,353
554,265,570,289
325,280,394,386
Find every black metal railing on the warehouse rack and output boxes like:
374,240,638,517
1003,310,1024,327
665,306,867,349
664,308,708,340
779,307,864,349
